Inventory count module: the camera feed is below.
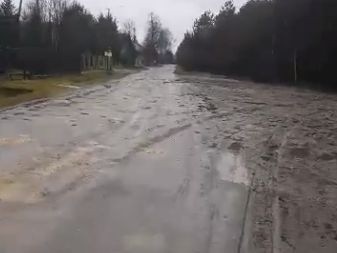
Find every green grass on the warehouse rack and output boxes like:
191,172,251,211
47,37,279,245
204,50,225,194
0,69,137,109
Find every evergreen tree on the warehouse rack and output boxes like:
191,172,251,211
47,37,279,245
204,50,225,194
176,0,337,89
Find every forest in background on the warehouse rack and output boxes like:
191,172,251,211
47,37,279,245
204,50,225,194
0,0,174,74
176,0,337,89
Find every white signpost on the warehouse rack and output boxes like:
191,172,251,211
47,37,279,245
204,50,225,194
104,50,113,72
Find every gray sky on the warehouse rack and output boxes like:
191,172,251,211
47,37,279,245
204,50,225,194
15,0,248,50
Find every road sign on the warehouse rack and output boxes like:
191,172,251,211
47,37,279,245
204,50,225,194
104,50,112,57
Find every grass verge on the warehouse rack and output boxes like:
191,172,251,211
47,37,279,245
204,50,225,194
0,69,138,109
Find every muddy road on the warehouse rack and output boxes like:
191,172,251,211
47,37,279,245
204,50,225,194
0,66,337,253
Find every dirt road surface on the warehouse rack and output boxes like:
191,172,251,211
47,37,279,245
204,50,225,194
0,66,336,253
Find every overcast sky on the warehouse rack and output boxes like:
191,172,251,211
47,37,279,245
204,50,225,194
15,0,248,50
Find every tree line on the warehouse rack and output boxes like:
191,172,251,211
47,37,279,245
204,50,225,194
0,0,174,74
176,0,337,90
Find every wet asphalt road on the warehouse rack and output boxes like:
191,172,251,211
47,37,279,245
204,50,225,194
0,66,250,253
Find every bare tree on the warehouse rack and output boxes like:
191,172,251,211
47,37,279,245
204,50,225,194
123,19,136,42
143,12,161,48
47,0,66,24
46,0,66,49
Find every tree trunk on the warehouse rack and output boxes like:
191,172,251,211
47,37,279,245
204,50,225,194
293,49,298,83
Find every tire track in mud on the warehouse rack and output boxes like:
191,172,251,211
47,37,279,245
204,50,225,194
244,130,284,253
271,129,293,253
111,123,192,163
237,171,256,253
